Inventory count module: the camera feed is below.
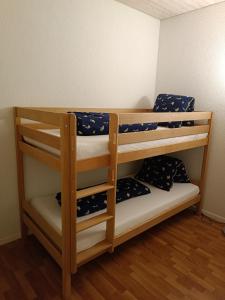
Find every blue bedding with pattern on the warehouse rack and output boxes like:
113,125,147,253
56,177,151,217
70,112,157,136
153,94,195,128
136,155,190,191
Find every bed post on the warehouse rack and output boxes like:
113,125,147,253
197,113,213,215
68,113,77,274
14,107,28,239
60,114,72,300
106,113,119,252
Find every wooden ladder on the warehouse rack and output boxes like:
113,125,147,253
75,114,119,267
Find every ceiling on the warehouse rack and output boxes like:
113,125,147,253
116,0,225,19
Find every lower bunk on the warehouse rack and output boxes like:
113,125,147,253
27,181,200,264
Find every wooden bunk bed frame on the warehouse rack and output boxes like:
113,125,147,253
14,107,212,299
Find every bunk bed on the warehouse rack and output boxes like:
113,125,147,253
14,107,212,299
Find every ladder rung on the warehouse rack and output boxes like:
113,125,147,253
77,240,112,266
77,213,113,233
77,183,114,199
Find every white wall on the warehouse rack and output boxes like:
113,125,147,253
156,2,225,221
0,0,160,244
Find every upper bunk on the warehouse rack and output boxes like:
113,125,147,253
14,107,212,173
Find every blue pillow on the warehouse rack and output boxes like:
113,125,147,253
135,155,190,191
56,177,150,217
75,112,109,135
173,162,190,183
153,94,195,128
71,112,157,135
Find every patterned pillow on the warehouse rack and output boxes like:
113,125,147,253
173,162,190,183
56,177,150,217
70,112,157,135
153,94,195,128
75,112,109,135
135,155,190,191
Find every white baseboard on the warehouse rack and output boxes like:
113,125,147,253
0,232,21,246
202,209,225,223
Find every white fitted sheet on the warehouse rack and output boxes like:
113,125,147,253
30,182,199,253
24,127,208,161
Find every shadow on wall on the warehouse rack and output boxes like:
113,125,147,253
137,96,154,109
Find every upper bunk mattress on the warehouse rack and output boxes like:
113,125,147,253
30,182,199,253
24,127,208,161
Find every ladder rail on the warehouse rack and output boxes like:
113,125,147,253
74,113,119,263
106,114,119,251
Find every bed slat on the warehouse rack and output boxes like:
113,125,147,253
118,125,209,145
16,107,62,126
77,213,113,233
77,183,114,199
118,138,208,164
19,125,60,149
19,141,61,171
119,112,212,125
77,155,110,172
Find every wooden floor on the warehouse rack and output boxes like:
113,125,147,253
1,210,225,300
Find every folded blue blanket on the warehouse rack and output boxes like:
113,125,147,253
56,177,151,217
136,155,190,191
70,112,157,135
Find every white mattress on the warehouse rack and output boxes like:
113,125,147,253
30,182,199,253
24,127,208,161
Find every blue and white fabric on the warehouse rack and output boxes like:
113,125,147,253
135,155,190,191
173,161,190,183
74,112,109,135
153,94,195,128
70,112,157,136
56,177,151,217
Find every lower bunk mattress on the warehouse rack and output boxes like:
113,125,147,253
24,127,208,160
29,182,199,253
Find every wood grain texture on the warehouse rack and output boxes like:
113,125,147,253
60,115,72,299
118,125,209,145
77,213,113,233
106,114,119,251
19,125,60,149
198,118,213,214
68,114,77,274
76,184,114,199
1,210,225,300
118,138,208,164
18,107,151,113
16,107,62,126
14,109,27,239
119,112,211,125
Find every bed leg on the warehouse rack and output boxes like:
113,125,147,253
14,108,28,241
62,269,71,300
60,115,74,300
198,116,212,216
